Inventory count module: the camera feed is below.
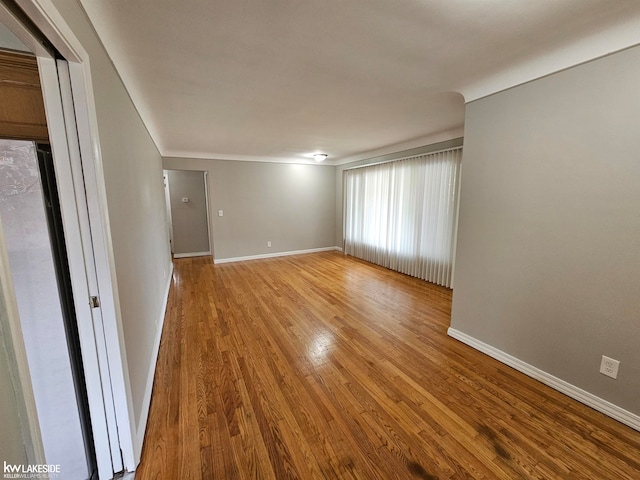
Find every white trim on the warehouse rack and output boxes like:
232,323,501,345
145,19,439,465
333,128,465,166
164,129,466,166
164,151,338,165
343,146,463,172
0,3,53,58
461,18,640,102
163,172,174,254
67,60,137,472
203,171,212,255
214,246,341,264
57,59,123,474
447,328,640,432
134,263,173,459
173,251,211,259
38,56,114,478
15,0,82,62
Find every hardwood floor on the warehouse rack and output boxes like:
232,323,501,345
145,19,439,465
135,252,640,479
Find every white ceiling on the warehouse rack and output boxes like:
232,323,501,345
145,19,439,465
79,0,640,165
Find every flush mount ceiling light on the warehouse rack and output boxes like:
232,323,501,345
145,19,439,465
313,153,328,162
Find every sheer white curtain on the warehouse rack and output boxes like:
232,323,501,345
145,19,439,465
343,147,462,288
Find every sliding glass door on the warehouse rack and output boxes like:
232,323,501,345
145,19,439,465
0,139,95,478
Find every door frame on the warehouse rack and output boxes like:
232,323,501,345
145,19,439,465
2,0,137,475
204,171,213,256
56,59,124,475
164,169,213,258
37,55,116,479
163,171,174,254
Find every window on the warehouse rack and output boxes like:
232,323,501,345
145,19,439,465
343,147,462,287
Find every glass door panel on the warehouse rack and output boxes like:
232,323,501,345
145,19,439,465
0,139,92,479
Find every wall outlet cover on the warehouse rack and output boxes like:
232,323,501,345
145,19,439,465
599,355,620,379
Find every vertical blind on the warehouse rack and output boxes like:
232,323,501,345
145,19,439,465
343,147,462,288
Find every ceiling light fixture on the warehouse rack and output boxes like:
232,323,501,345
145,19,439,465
313,153,328,162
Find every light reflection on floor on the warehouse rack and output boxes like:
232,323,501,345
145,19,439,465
307,331,334,366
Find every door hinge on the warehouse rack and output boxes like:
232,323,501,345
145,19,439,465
90,296,100,308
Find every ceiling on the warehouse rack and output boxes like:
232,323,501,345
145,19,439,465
79,0,640,165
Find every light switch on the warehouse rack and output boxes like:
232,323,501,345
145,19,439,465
218,210,223,217
181,197,189,203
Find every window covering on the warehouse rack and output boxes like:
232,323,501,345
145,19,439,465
343,147,462,288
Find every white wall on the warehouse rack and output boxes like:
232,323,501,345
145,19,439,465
163,158,336,260
50,0,172,461
451,45,640,417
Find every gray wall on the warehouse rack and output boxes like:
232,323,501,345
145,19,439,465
166,170,210,255
51,0,172,457
163,158,336,260
334,138,464,247
451,45,640,415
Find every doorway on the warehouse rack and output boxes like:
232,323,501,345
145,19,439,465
0,139,96,478
164,169,212,258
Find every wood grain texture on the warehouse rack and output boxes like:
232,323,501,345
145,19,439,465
0,50,48,141
135,252,640,479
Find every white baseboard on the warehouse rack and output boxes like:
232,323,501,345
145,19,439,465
214,246,342,264
447,328,640,432
173,251,210,258
134,262,174,461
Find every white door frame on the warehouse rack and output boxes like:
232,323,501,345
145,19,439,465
164,169,213,257
7,0,137,475
163,171,174,254
56,59,124,475
203,171,213,256
37,55,115,479
64,58,135,470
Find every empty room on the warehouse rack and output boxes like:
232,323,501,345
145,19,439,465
0,1,639,479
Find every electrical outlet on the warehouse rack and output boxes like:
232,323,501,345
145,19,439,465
599,355,620,379
267,241,272,247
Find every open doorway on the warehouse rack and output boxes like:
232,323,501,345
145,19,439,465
163,169,211,258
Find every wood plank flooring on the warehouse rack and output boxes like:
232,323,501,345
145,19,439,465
135,252,640,479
